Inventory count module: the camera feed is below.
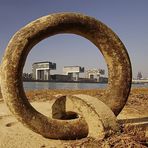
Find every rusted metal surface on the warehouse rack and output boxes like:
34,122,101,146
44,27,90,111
1,13,132,139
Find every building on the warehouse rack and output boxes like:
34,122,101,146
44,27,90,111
32,61,56,80
85,68,105,82
51,74,71,81
63,66,84,81
137,72,142,80
23,73,32,80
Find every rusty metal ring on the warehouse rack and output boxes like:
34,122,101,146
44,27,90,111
1,13,132,139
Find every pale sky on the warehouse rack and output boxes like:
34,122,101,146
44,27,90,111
0,0,148,78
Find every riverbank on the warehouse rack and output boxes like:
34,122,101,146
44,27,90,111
23,79,106,83
0,88,148,147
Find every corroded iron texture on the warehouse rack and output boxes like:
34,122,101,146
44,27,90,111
1,13,132,139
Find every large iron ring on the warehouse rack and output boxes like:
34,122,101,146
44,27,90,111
1,13,132,139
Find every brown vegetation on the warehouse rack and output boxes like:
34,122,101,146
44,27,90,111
0,88,148,147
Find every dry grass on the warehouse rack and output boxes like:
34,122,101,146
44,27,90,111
0,88,148,147
63,132,147,147
24,88,148,147
25,88,105,102
63,124,148,147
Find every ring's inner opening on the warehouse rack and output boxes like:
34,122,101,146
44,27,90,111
23,34,108,90
23,34,108,117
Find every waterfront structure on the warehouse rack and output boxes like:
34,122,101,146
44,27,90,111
63,66,84,81
51,74,71,81
132,79,148,84
86,69,105,82
137,72,142,80
23,73,32,80
32,61,56,80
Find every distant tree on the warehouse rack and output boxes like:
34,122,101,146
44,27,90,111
137,72,142,80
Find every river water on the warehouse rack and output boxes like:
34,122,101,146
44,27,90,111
23,82,148,90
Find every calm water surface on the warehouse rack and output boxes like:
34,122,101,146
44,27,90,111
23,82,148,90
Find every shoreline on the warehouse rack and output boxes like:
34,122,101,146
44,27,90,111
23,80,148,85
23,79,108,84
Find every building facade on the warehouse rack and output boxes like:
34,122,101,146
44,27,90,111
32,61,56,80
85,69,105,82
63,66,84,81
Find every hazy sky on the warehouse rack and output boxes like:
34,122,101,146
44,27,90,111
0,0,148,78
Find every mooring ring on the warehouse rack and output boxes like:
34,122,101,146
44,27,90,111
1,13,132,139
